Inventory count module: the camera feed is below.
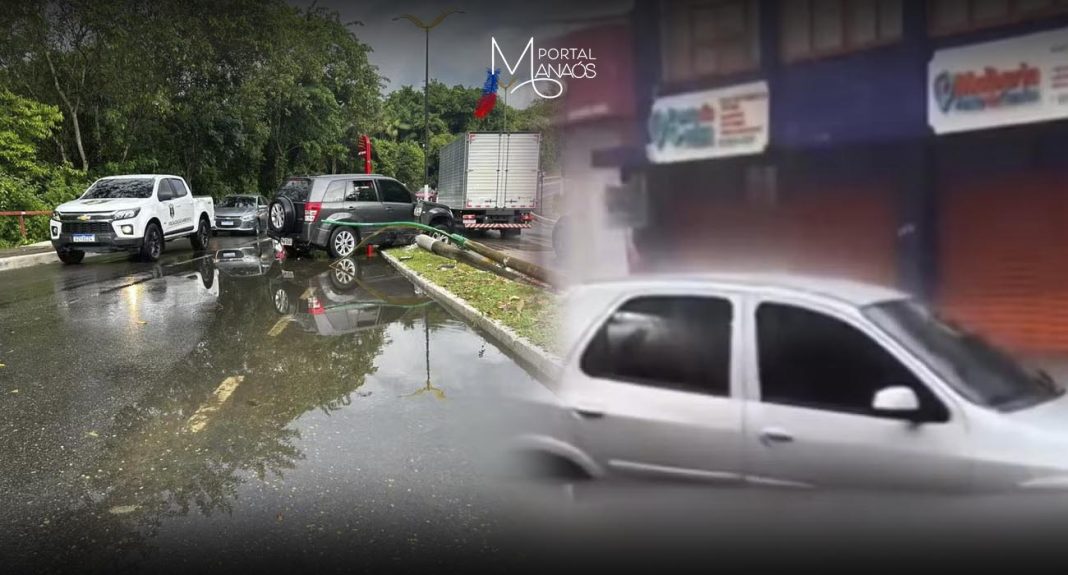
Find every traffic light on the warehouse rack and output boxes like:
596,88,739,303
357,135,372,174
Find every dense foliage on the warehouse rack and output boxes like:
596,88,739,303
0,0,557,247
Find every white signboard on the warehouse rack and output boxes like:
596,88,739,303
929,27,1068,134
647,81,769,163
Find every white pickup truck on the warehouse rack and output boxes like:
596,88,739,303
49,174,215,263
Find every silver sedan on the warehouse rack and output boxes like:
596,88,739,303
214,194,268,234
515,273,1068,492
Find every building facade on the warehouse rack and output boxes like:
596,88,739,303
615,0,1068,354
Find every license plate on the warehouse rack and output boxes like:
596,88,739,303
282,271,294,279
72,234,95,243
280,237,293,246
220,220,234,226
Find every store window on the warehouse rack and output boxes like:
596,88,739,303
781,0,903,62
929,0,1068,35
661,0,760,82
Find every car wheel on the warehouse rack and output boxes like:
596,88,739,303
56,248,85,265
139,222,163,262
197,256,215,289
269,198,296,233
328,226,358,259
190,216,210,251
329,258,360,292
273,286,296,315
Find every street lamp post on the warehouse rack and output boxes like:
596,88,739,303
393,10,464,189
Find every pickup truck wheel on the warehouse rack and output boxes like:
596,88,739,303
56,248,85,265
190,217,210,251
328,226,358,259
139,222,163,262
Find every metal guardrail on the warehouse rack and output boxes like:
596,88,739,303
0,211,51,239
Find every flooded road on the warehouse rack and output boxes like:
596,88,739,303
0,235,550,572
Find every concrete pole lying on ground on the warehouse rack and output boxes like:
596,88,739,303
414,234,545,287
325,219,557,285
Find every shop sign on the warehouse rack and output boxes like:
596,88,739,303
647,81,769,163
929,27,1068,134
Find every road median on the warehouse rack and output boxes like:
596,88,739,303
381,244,561,381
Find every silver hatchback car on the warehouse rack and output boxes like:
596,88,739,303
517,274,1068,492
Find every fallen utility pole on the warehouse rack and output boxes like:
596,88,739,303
322,219,557,285
414,234,546,287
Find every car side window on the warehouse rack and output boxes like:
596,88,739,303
756,303,947,421
378,179,412,203
580,296,733,397
323,180,348,203
348,180,377,202
157,179,174,201
169,179,188,198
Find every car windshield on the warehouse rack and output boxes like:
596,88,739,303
276,178,311,202
219,196,257,208
864,300,1063,412
81,178,154,199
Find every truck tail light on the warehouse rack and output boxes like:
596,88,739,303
521,212,533,222
304,202,322,223
308,296,324,315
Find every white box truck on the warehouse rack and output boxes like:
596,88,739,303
437,132,540,237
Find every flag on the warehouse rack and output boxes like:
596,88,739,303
474,68,500,119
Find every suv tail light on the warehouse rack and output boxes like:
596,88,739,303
307,296,324,315
304,202,323,223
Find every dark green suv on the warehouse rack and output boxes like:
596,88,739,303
266,174,455,258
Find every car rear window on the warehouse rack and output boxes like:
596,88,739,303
276,178,312,202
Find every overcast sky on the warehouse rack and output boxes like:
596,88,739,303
295,0,631,108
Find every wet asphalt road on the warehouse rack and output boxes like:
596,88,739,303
0,233,555,572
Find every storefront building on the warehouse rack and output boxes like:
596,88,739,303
620,0,1068,354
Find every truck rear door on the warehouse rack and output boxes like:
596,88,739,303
467,133,503,209
500,133,539,210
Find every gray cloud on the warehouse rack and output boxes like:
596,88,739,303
295,0,631,108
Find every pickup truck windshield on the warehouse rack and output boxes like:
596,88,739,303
219,196,257,208
82,179,154,199
864,300,1063,412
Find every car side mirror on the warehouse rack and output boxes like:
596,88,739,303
872,386,920,415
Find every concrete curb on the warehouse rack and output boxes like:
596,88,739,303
0,249,62,272
0,243,104,273
381,248,562,382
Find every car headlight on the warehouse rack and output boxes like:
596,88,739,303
113,208,140,220
241,214,255,221
51,210,61,221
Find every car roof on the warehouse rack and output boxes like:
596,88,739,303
579,272,909,307
99,174,182,180
308,173,395,181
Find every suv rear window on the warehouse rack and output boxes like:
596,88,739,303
276,178,312,202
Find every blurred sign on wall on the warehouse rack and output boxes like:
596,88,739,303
647,81,770,163
929,26,1068,135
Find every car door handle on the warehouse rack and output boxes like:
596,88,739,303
759,427,794,445
572,405,605,419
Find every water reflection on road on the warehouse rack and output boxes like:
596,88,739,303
0,236,546,571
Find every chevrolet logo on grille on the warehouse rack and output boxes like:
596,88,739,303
77,214,91,221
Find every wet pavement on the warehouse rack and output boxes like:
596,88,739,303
0,233,553,572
